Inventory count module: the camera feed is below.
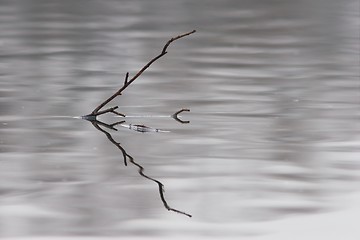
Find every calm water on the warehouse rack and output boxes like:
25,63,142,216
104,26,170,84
0,0,359,239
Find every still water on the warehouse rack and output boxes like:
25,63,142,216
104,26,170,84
0,0,359,239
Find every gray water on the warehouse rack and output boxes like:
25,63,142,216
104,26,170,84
0,0,359,238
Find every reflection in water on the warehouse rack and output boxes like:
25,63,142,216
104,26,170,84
87,118,192,217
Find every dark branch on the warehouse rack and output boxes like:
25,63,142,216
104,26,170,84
172,108,190,124
86,30,196,118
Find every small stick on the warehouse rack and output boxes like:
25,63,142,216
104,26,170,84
87,30,196,117
94,106,121,116
172,108,190,124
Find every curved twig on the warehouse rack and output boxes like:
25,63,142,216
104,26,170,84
172,108,190,124
85,30,196,118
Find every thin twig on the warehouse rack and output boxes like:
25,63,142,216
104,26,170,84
96,106,119,115
87,30,196,117
172,108,190,124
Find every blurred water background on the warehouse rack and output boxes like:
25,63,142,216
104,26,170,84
0,0,359,239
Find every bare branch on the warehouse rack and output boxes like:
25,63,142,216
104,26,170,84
86,30,196,118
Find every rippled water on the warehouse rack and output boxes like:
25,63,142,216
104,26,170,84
0,0,359,239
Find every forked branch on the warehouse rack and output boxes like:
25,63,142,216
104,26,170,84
84,30,196,119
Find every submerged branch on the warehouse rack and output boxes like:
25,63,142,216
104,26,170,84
90,120,127,165
128,155,192,218
88,119,192,217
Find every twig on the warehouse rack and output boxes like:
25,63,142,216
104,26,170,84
172,108,190,124
85,30,196,118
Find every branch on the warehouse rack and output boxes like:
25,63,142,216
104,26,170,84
86,30,196,118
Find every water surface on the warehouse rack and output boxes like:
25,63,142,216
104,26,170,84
0,0,359,239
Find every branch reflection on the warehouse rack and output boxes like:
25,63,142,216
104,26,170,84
87,119,192,218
